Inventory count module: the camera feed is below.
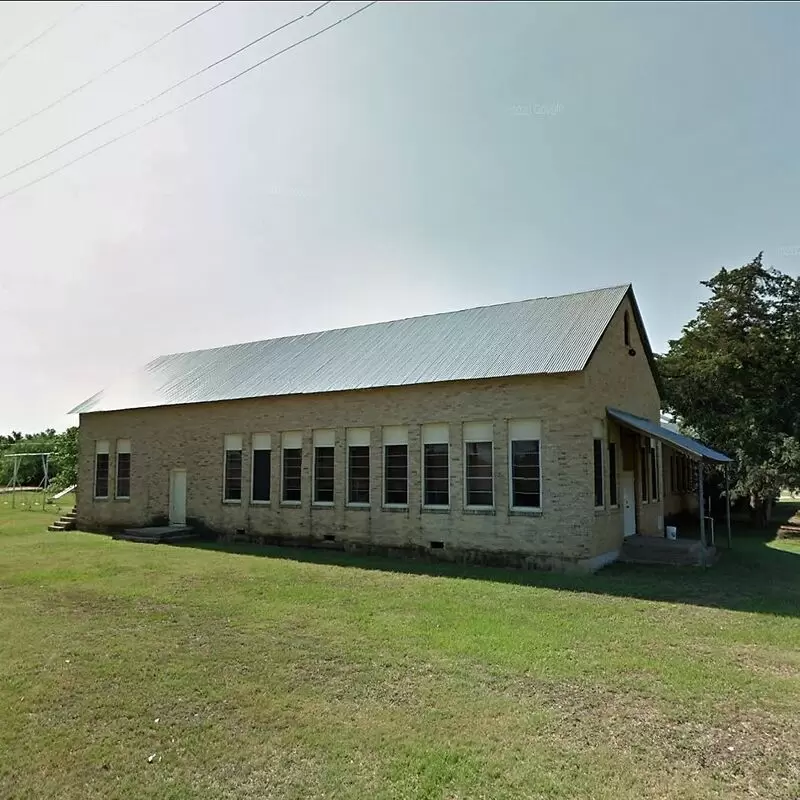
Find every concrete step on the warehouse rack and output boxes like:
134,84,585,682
778,523,800,540
116,532,197,544
48,521,75,532
620,535,716,567
113,525,196,544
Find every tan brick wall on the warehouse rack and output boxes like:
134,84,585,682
78,373,597,566
583,296,663,553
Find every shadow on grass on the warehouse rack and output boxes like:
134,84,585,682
175,503,800,619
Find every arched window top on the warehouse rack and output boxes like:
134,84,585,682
623,311,631,347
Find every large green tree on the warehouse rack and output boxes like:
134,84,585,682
658,254,800,525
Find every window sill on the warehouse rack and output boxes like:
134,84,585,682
250,500,271,506
382,504,409,513
222,499,242,505
464,506,495,515
114,497,130,502
422,506,450,514
312,502,334,509
346,503,371,511
93,496,109,502
509,508,542,517
280,501,302,508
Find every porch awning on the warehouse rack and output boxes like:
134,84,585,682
607,408,732,464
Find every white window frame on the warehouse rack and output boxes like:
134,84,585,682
251,433,271,505
346,428,371,507
281,431,303,505
115,439,131,500
222,434,243,504
508,420,542,512
422,423,450,510
382,426,409,508
312,429,335,506
94,440,110,500
463,422,494,510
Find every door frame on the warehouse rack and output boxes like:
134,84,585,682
169,468,187,526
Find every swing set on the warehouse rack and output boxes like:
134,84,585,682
2,452,53,510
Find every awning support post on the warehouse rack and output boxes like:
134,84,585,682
725,463,732,549
698,460,706,562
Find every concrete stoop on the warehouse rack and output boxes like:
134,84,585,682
620,534,717,566
113,526,196,544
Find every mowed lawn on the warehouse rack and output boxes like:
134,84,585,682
1,500,799,799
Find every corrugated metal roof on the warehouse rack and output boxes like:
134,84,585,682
71,285,632,415
608,408,732,463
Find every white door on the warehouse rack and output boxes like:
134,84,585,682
621,471,636,537
169,469,187,526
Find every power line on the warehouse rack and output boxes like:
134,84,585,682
0,1,377,204
0,2,226,140
307,1,333,14
0,2,336,183
0,3,85,73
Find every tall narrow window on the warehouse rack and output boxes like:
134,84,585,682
509,419,541,509
251,434,271,503
624,310,631,347
282,431,302,503
422,423,449,507
592,420,604,508
94,440,109,499
313,429,335,504
223,434,243,501
465,422,493,507
650,441,659,501
608,442,618,506
115,439,131,499
347,428,370,505
670,454,676,494
383,426,408,506
593,439,605,507
640,443,649,502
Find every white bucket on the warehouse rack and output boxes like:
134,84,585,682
665,526,677,541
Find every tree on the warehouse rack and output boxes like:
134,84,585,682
51,427,78,490
658,253,800,526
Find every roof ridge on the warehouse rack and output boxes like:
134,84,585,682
153,284,631,362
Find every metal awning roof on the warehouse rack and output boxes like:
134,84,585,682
608,408,732,463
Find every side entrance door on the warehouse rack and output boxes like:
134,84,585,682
621,471,636,537
169,469,187,526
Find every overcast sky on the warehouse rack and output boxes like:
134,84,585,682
0,0,798,433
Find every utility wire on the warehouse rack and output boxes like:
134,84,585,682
0,2,377,204
0,3,85,73
0,1,336,182
307,1,333,14
0,2,226,140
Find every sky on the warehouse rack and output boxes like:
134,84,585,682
0,0,798,433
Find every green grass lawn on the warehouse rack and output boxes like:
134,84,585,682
1,502,798,799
